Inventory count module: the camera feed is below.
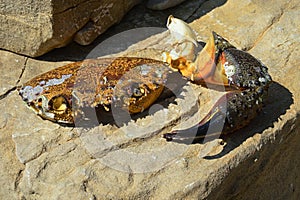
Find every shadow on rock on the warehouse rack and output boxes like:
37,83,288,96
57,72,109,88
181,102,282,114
204,82,294,159
37,0,227,62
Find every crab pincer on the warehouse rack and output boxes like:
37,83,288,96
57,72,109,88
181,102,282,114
163,31,272,143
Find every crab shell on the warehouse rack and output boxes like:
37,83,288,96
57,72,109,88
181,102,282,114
18,57,171,124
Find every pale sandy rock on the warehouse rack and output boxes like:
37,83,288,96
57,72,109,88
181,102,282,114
18,140,92,199
190,0,290,50
0,0,299,199
0,51,26,96
0,93,25,199
0,0,141,57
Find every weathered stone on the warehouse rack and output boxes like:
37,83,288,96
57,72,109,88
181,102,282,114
0,0,141,57
0,51,25,96
73,0,142,45
0,93,25,199
0,0,299,199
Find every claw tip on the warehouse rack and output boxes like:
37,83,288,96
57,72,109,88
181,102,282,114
163,133,174,141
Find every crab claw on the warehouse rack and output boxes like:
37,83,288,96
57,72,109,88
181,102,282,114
168,32,236,87
163,121,216,144
166,15,198,46
164,15,198,61
163,89,262,144
164,32,271,143
163,92,228,144
193,32,236,86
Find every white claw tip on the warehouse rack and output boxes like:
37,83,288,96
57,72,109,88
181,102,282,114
166,15,198,46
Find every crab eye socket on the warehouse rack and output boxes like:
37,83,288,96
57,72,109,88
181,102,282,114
36,95,49,110
132,87,145,98
37,96,43,108
48,95,68,113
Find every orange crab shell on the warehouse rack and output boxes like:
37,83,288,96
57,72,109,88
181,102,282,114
18,57,172,124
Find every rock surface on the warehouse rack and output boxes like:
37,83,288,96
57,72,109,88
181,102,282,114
146,0,187,10
0,0,299,199
0,0,141,57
